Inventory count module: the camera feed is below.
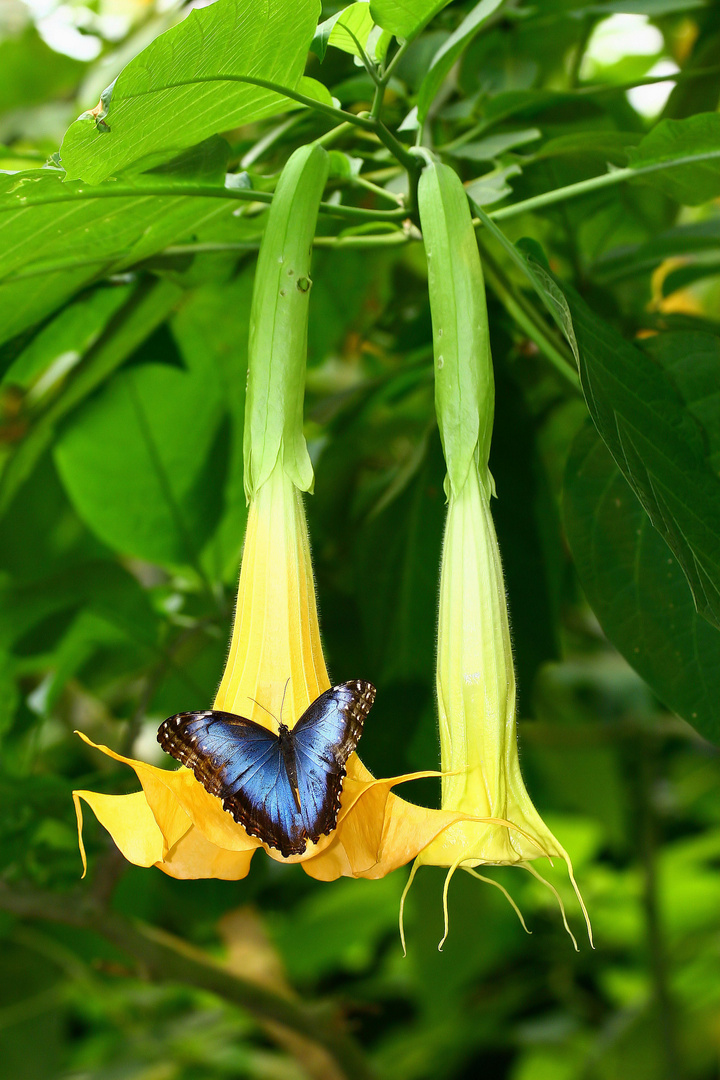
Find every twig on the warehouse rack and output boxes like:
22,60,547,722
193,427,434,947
0,883,374,1080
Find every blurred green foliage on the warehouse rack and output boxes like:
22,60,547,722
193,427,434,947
1,1,720,1078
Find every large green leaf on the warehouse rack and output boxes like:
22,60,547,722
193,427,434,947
564,421,720,745
416,0,504,123
0,560,159,654
1,284,133,390
54,324,228,569
560,290,720,633
59,0,321,184
474,207,720,633
628,113,720,205
0,26,85,112
0,166,240,345
0,279,182,517
171,269,254,583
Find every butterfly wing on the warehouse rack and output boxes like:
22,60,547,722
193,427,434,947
157,711,306,857
291,680,376,844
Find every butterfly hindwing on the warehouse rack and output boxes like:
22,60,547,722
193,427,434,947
157,680,376,858
222,749,307,857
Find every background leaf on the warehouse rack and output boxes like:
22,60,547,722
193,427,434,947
417,0,504,122
369,0,454,40
53,324,228,568
564,420,720,744
629,113,720,204
557,285,720,634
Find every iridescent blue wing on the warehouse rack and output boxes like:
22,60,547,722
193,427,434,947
291,680,376,844
157,710,307,857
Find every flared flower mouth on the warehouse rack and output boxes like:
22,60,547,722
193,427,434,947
399,464,592,950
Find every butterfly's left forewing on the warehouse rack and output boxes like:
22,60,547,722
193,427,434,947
291,680,376,843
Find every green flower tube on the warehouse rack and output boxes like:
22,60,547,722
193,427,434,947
401,161,592,950
244,142,329,500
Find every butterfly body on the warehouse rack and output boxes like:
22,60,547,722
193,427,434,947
157,680,375,858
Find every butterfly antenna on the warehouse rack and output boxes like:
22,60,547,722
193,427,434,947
279,677,291,726
247,696,280,729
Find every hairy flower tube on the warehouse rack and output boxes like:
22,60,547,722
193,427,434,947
401,159,592,950
400,462,592,947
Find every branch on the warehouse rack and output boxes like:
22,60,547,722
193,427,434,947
3,182,406,223
0,883,374,1080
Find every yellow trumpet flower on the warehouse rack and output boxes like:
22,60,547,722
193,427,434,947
400,158,592,950
74,461,496,883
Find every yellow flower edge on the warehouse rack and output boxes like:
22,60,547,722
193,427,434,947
73,732,537,882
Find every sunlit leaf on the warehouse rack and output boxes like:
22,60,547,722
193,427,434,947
629,113,720,205
369,0,453,40
59,0,322,184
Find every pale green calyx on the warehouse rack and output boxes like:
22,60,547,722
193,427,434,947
243,143,329,501
418,161,494,500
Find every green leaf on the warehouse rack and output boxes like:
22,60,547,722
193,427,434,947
0,26,85,112
1,284,134,393
446,128,540,162
244,143,329,498
660,258,720,296
369,0,453,41
0,560,159,653
564,421,720,745
476,208,720,632
54,322,227,568
593,219,720,285
0,280,182,517
128,135,232,186
418,161,493,497
628,113,720,205
0,652,18,736
417,0,505,123
465,163,521,206
312,2,375,61
532,130,640,166
59,0,322,184
647,332,720,474
171,270,254,583
588,0,707,13
558,290,720,633
0,168,241,345
330,2,375,58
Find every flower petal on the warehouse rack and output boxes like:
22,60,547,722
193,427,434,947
73,789,168,872
75,731,260,854
161,826,257,880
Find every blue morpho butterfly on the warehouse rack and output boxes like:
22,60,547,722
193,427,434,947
157,680,376,858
